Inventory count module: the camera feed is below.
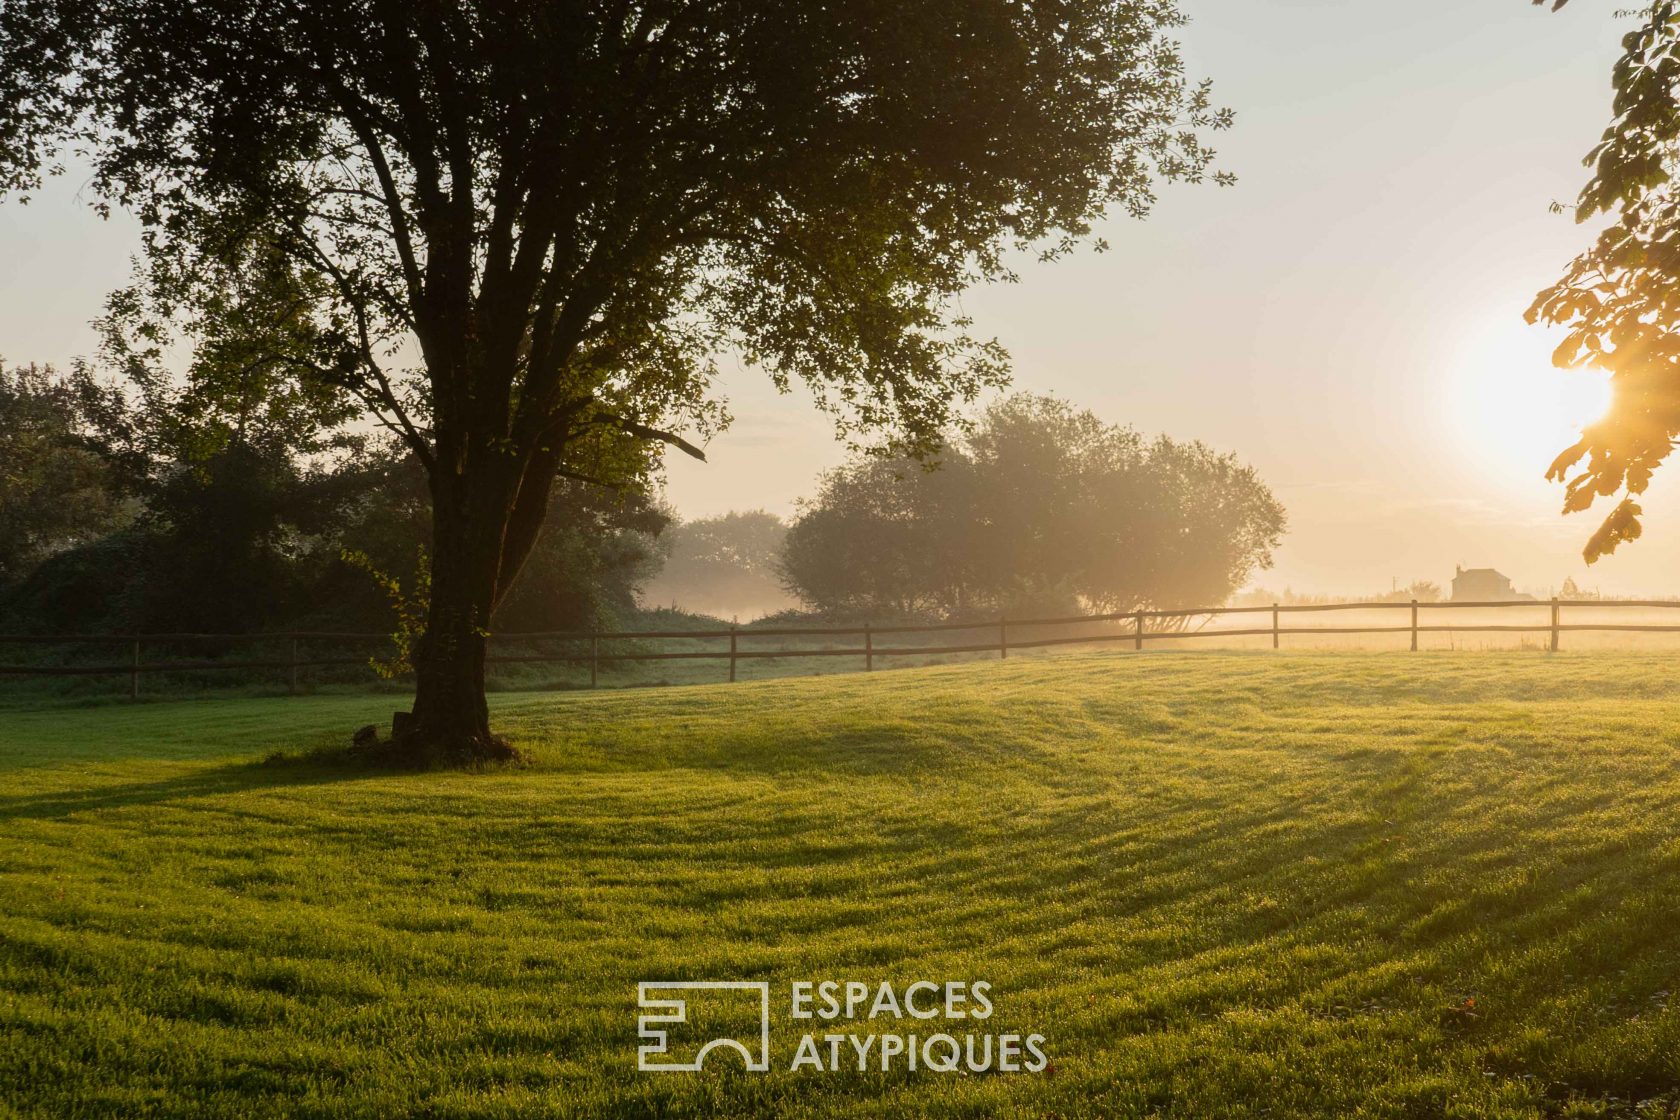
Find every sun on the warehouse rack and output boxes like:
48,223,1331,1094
1448,321,1612,484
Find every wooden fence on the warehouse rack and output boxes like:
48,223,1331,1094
4,598,1680,698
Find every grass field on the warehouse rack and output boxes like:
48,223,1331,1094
4,652,1680,1118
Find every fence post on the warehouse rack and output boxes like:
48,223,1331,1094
1134,611,1144,651
865,624,873,672
1410,599,1419,652
729,626,738,683
130,638,140,701
590,634,599,688
1271,603,1280,650
999,616,1008,660
1550,597,1560,653
289,637,299,694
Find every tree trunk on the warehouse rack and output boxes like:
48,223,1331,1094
398,472,522,766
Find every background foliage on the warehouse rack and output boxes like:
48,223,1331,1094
780,395,1286,619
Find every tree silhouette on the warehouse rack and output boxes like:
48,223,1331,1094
780,396,1285,618
0,1,1228,760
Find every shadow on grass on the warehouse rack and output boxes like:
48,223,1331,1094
0,751,384,823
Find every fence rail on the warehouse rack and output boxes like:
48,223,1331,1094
3,598,1678,697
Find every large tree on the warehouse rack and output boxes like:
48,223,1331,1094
780,395,1286,618
0,1,1227,760
1529,0,1680,562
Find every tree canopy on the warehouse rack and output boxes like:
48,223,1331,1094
779,395,1286,619
0,362,130,586
0,363,667,639
1529,0,1680,561
0,0,1229,757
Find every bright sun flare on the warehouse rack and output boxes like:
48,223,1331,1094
1450,325,1612,482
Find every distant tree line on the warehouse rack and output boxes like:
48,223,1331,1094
779,395,1286,619
640,511,796,621
0,360,666,637
3,368,1286,636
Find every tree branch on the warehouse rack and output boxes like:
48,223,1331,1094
280,219,435,471
303,43,428,315
602,413,706,461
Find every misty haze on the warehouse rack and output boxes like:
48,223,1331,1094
4,2,1680,1118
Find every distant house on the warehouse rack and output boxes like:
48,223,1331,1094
1450,566,1534,603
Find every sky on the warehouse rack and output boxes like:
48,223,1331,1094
0,2,1665,597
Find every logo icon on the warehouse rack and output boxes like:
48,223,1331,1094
637,981,772,1072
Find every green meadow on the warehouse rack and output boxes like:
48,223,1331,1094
4,652,1680,1118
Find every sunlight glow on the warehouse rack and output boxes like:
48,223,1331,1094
1448,322,1612,485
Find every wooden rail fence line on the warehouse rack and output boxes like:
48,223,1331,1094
3,598,1678,697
